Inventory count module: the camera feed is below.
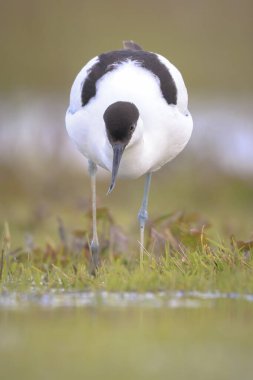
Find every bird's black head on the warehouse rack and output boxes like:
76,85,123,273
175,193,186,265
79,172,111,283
103,101,139,193
104,101,139,145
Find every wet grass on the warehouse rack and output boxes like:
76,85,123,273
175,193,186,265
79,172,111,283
1,204,252,294
0,160,253,294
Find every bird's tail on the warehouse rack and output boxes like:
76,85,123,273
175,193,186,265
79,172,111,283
122,40,143,51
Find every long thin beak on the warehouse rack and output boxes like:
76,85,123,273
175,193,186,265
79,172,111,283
107,143,125,194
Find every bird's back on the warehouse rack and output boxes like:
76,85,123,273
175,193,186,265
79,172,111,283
68,48,189,116
81,50,177,107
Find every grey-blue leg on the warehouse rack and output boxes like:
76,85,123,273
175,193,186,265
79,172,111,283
88,160,99,269
138,172,152,268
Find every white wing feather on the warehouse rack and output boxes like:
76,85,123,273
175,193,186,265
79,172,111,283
68,56,98,114
156,53,189,114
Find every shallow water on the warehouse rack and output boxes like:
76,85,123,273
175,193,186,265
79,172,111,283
1,290,253,310
1,292,253,380
1,94,253,176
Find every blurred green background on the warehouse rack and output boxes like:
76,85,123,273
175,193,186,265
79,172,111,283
1,0,253,93
0,0,253,244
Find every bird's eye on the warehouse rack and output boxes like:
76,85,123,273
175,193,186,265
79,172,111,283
130,125,135,131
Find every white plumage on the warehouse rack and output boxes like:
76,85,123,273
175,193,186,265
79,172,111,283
66,54,192,178
65,41,193,269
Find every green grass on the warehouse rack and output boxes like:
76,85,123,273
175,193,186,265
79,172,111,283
1,206,252,294
1,160,253,294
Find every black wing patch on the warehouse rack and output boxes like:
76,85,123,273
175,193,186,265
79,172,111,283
81,50,177,107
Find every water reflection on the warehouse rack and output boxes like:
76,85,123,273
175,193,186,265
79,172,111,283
0,94,253,175
1,290,253,310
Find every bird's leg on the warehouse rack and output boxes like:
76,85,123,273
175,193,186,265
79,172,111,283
138,172,152,269
88,160,99,269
